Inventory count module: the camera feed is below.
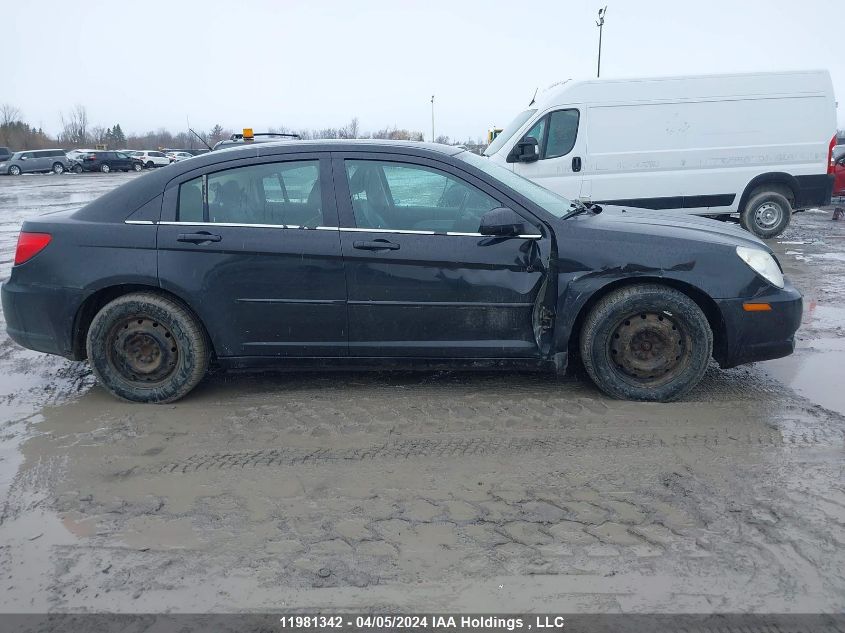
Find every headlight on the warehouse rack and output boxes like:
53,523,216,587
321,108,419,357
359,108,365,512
736,246,784,288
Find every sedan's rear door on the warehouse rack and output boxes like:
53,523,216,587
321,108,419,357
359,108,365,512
332,152,550,359
156,154,348,358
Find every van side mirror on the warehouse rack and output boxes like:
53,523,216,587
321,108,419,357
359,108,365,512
479,207,527,237
506,136,540,164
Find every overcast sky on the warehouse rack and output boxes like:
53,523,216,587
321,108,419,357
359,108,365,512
3,0,843,141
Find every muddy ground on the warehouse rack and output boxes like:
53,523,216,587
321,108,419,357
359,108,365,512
0,173,843,614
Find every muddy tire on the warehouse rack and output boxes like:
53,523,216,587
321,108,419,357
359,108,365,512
86,292,209,403
579,284,712,402
740,190,791,239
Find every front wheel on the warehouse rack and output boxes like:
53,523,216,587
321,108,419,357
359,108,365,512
86,292,210,403
8,165,21,176
145,161,154,169
100,163,111,173
579,284,712,402
72,164,83,174
133,163,143,172
740,191,791,239
52,162,65,174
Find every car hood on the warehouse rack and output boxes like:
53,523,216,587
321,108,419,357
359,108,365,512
576,205,769,251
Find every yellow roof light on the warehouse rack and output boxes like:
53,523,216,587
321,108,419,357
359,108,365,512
242,128,254,140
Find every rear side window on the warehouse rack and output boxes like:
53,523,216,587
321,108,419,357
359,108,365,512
177,160,322,227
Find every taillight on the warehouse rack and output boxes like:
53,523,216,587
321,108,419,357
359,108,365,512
828,134,837,174
14,232,52,265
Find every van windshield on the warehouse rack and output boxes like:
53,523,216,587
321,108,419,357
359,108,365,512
457,150,574,218
484,109,536,156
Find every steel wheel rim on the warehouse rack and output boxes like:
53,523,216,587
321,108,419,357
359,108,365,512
106,315,179,385
754,202,782,229
608,311,692,386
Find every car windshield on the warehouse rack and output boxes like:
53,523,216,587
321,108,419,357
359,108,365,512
483,109,537,156
457,150,574,218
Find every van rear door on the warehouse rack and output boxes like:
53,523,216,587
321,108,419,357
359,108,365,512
511,106,587,201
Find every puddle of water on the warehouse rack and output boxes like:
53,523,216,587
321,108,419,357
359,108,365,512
765,340,845,416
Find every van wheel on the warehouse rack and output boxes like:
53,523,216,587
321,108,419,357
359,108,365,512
73,164,83,174
100,163,111,173
86,292,210,403
52,162,65,174
8,165,21,176
740,191,791,239
579,284,712,402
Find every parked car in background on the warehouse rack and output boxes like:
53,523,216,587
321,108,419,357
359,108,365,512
166,151,194,163
130,151,170,169
486,70,837,239
0,147,12,162
77,151,143,173
66,149,96,162
1,149,72,175
1,140,802,404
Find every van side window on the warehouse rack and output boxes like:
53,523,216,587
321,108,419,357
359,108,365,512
519,109,580,160
545,109,580,159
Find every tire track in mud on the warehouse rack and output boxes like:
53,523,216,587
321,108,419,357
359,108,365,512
152,428,845,473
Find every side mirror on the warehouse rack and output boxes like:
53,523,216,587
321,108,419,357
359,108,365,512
506,136,540,164
479,207,527,237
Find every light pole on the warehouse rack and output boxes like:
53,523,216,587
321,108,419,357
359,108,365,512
431,95,435,143
596,6,607,78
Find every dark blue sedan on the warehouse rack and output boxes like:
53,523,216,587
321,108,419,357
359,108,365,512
2,140,801,403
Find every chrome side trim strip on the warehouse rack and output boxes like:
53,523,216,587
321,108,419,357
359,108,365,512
339,227,436,235
123,220,542,239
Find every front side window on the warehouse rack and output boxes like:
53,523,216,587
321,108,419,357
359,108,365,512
516,108,580,160
345,160,500,233
177,160,322,227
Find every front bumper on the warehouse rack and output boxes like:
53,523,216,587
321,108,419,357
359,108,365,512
714,281,802,368
2,280,81,359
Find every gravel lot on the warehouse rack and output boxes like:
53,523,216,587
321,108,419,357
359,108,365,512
0,172,843,613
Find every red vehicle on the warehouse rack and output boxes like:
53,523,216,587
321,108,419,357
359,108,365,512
832,146,845,196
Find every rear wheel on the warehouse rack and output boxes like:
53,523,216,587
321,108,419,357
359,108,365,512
579,284,712,402
100,163,111,173
133,163,143,172
86,292,210,403
740,190,792,239
52,162,65,174
8,165,21,176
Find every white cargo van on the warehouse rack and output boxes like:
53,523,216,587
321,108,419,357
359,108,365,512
485,70,837,238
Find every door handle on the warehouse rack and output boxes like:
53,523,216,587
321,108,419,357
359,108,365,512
353,239,400,251
572,156,582,172
177,232,222,244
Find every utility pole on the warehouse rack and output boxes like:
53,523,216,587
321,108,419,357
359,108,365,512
431,95,435,143
596,6,607,78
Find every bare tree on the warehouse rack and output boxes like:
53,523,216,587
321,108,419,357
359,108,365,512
60,105,89,146
1,103,22,127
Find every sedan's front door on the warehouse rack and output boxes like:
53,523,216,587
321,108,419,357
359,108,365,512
157,155,347,358
333,153,550,358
